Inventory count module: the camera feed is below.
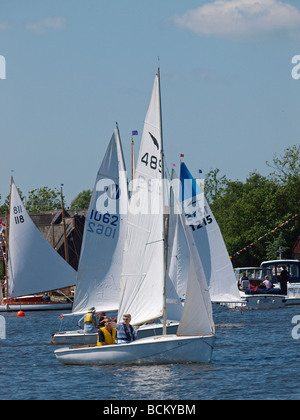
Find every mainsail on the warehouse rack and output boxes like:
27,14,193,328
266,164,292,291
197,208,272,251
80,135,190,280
118,71,165,326
7,178,76,298
72,128,128,314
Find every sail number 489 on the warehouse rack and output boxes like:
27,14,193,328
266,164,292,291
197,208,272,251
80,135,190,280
141,153,162,173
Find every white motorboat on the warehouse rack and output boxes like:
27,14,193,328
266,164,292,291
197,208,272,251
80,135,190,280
235,267,300,309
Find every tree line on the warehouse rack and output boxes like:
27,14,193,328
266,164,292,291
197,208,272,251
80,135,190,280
0,145,299,267
205,144,300,266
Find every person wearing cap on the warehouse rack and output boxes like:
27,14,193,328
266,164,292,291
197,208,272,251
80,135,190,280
78,307,98,333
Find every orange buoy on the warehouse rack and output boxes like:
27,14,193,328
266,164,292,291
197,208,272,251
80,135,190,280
17,311,25,317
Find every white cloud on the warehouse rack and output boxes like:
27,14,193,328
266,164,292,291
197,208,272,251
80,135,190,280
172,0,300,38
26,16,66,34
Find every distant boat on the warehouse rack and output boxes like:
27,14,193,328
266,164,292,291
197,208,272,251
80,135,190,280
0,178,76,311
55,68,215,365
53,126,128,344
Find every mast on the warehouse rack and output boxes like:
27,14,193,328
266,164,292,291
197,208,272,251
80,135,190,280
157,67,168,336
5,176,13,302
131,136,134,184
60,184,68,263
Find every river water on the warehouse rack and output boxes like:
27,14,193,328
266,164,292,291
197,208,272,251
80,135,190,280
0,304,299,400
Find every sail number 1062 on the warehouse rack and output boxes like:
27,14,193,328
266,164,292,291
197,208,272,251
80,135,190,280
87,210,118,239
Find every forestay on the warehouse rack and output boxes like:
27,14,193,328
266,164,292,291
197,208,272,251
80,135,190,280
118,72,165,326
8,179,76,298
72,128,128,314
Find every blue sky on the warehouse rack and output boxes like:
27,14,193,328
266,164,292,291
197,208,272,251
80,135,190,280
0,0,300,206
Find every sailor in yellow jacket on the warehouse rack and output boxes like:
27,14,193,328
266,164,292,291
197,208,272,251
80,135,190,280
78,307,98,333
97,318,117,346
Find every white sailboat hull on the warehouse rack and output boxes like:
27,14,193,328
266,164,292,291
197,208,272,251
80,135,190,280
55,334,215,365
52,321,180,345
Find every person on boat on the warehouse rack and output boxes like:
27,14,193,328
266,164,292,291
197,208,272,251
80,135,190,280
96,312,106,327
262,275,273,289
42,293,50,302
97,318,117,346
78,307,98,333
279,266,289,295
111,314,137,344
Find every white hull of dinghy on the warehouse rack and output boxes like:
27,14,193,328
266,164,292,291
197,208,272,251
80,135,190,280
0,302,72,312
52,321,180,345
54,334,215,365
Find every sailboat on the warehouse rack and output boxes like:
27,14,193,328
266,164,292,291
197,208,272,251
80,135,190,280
55,69,215,365
179,162,243,307
0,178,76,311
53,127,128,344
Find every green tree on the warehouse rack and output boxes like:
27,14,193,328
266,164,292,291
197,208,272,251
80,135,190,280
267,144,300,183
265,232,289,261
26,187,62,213
70,189,92,210
204,168,230,205
0,187,24,214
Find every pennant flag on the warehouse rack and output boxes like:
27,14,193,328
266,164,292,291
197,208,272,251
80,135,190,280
132,130,138,136
230,213,299,258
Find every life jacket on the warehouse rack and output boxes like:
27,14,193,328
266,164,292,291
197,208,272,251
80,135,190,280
97,327,117,346
84,313,96,325
117,323,136,342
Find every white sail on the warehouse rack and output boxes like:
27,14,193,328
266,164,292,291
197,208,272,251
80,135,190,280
118,71,165,326
72,128,128,314
165,168,214,336
7,179,76,298
167,170,189,301
165,170,187,322
180,162,241,303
